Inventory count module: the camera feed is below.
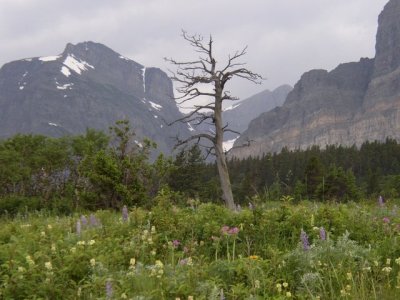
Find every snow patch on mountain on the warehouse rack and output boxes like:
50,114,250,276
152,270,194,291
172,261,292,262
63,55,94,75
61,66,71,77
39,55,61,62
187,123,195,132
224,103,241,112
223,136,239,152
142,67,146,93
56,82,73,90
149,101,162,111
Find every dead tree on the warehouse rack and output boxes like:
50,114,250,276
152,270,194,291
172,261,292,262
166,31,262,210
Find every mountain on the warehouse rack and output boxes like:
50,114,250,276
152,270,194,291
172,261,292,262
232,0,400,158
222,84,292,142
0,41,190,155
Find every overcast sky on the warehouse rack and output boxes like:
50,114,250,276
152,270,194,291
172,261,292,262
0,0,389,101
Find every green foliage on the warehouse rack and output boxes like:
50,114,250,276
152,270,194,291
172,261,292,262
0,201,399,298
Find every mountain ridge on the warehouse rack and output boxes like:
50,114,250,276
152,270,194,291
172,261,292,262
0,41,190,155
232,0,400,158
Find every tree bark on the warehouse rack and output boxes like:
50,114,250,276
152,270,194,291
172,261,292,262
214,92,236,210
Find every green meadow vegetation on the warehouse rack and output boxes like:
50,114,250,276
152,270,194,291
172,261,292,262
0,121,400,299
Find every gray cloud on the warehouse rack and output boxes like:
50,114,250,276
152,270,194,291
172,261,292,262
0,0,388,100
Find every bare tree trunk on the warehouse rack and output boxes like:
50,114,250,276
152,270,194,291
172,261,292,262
215,145,235,210
214,93,236,210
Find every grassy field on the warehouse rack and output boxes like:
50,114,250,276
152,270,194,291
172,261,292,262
1,199,399,299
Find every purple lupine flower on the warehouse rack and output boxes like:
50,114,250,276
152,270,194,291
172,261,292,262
122,205,129,222
106,279,113,299
383,217,390,224
378,195,385,207
76,220,81,236
319,227,326,241
179,258,188,265
300,229,310,251
89,214,99,227
80,215,88,227
228,227,239,235
172,240,181,248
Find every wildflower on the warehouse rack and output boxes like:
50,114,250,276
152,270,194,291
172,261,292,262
89,214,99,227
276,283,282,292
188,296,194,300
151,250,156,256
300,229,310,251
378,195,385,207
228,227,239,235
286,291,292,298
90,258,96,267
310,214,315,227
80,215,88,227
26,255,35,266
386,258,391,265
121,293,128,299
383,217,390,224
254,280,260,289
77,287,81,297
382,266,392,273
172,240,181,248
155,260,163,267
345,284,351,291
151,226,156,233
122,205,129,222
187,257,193,266
76,220,81,236
319,227,326,241
211,236,220,242
248,202,254,210
282,282,289,288
249,255,260,260
395,257,400,265
362,266,371,272
346,272,352,280
70,247,76,253
374,260,379,266
45,261,52,270
47,224,52,230
221,226,230,235
130,258,136,266
40,231,46,237
18,266,26,272
88,240,95,246
51,244,56,252
77,241,86,246
106,279,113,299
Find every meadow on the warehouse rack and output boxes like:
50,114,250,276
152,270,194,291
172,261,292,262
1,196,399,299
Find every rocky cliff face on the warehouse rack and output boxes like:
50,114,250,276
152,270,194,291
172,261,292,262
232,0,400,158
0,41,190,155
223,85,292,141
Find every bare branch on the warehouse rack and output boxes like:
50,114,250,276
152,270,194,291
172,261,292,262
173,133,215,149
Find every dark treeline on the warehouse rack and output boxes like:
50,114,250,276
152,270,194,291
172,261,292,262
174,139,400,205
0,120,399,214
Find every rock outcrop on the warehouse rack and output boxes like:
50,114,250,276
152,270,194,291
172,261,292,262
232,0,400,158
